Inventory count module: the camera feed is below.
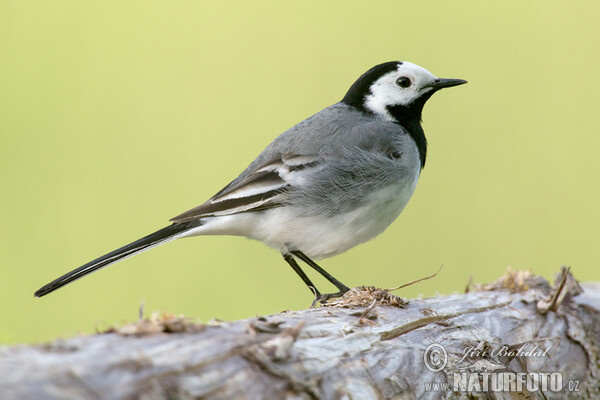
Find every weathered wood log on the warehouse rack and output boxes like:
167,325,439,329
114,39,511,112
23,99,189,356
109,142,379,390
1,268,598,399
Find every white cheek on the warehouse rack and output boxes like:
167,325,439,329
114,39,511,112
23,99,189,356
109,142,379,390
362,62,438,121
364,84,417,121
364,92,394,121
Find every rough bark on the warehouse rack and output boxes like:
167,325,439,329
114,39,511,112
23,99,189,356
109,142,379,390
1,268,598,399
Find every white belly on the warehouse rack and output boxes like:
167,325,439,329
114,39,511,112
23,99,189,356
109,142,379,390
183,166,420,259
270,175,419,258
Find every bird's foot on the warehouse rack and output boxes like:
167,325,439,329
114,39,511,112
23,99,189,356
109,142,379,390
310,290,348,308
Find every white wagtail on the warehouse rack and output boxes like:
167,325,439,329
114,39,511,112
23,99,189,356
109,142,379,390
35,61,466,304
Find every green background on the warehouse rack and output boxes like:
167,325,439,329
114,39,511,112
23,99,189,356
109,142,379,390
1,1,598,344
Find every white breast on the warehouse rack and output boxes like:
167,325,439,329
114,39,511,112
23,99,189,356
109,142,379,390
250,164,420,259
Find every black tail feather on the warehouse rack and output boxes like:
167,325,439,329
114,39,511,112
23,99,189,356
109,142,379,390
34,222,200,298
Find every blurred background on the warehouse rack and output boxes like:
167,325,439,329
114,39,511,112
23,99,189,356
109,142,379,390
1,1,598,344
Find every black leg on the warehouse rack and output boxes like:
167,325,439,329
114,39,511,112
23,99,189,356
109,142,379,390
290,250,351,293
282,252,321,299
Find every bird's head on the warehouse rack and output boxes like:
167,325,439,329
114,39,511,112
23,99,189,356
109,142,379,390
342,61,467,122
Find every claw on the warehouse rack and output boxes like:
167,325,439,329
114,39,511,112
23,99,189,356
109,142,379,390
309,286,321,308
311,290,347,307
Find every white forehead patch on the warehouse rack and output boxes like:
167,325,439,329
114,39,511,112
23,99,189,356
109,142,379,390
364,62,438,121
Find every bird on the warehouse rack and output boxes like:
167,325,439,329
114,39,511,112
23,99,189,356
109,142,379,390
34,61,466,304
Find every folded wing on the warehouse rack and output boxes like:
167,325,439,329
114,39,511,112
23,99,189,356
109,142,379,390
170,154,322,222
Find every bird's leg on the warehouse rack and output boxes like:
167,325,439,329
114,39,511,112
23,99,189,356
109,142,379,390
282,252,322,306
290,250,350,303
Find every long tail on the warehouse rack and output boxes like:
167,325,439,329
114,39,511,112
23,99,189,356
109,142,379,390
34,221,201,298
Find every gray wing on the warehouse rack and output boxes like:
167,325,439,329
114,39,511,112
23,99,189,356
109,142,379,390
170,154,323,222
171,103,415,222
240,104,402,169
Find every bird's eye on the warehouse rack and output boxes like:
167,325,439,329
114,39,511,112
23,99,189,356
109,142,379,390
395,76,412,88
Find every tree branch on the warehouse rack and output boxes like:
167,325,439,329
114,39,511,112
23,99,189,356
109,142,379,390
1,268,598,399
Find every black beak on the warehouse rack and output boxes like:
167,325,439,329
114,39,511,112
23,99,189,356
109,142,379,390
431,78,468,90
